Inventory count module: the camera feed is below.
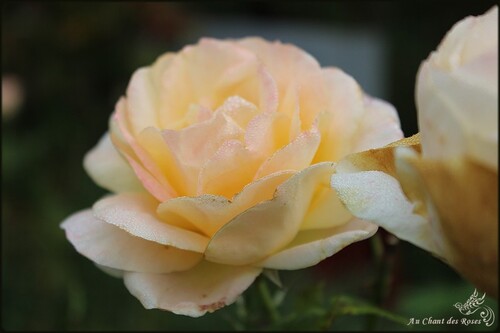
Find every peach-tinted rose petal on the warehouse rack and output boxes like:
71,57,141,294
83,133,145,194
112,99,177,201
123,261,262,317
205,162,335,265
258,219,377,269
125,68,161,136
61,210,202,273
137,126,196,196
299,178,353,230
315,68,403,163
93,193,210,253
255,129,321,179
351,96,403,153
198,140,261,198
159,38,278,125
157,170,295,237
315,67,365,161
244,111,288,156
237,37,327,129
161,109,244,170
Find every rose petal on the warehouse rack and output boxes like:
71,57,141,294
126,53,175,136
417,63,498,170
125,66,163,136
330,169,439,256
205,162,335,265
432,6,498,72
198,140,261,198
123,261,262,317
137,126,196,196
61,210,202,273
238,37,326,129
244,111,290,157
83,133,145,194
333,134,422,177
398,147,499,297
299,176,353,230
162,108,245,171
351,95,403,153
159,38,278,126
95,264,124,278
93,193,210,253
316,68,402,162
258,218,377,269
314,68,365,161
243,82,300,151
157,170,295,237
215,95,260,129
255,129,321,179
111,99,177,201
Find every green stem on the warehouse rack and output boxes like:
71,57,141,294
367,233,385,330
258,278,281,325
367,233,397,330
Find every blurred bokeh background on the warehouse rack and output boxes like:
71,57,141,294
2,1,498,331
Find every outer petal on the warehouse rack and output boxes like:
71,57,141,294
399,148,499,297
416,7,498,170
93,193,210,253
331,169,440,257
123,261,262,317
205,162,336,265
431,6,497,76
351,95,403,153
111,98,178,201
95,264,124,278
258,219,377,270
124,52,175,136
314,67,365,161
315,68,403,163
61,210,202,273
83,133,144,194
417,62,498,170
125,67,162,136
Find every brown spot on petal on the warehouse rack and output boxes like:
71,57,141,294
411,157,498,298
339,134,421,179
198,298,226,312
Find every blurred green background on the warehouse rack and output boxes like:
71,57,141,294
2,1,498,331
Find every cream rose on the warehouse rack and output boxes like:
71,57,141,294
61,37,403,316
331,7,498,297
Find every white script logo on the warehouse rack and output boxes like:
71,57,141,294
454,289,495,327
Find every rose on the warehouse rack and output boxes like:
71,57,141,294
61,37,403,316
417,6,498,169
331,7,498,297
62,37,403,316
